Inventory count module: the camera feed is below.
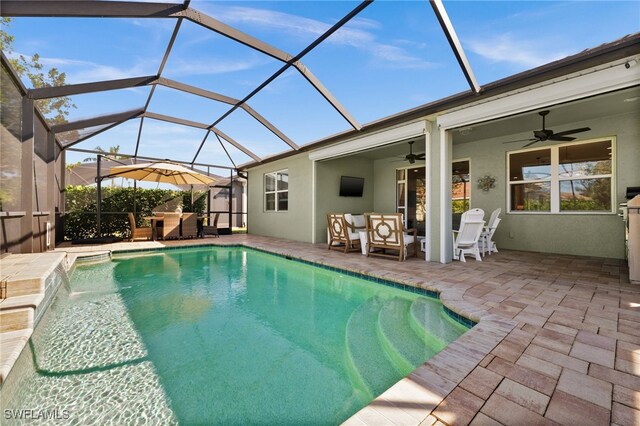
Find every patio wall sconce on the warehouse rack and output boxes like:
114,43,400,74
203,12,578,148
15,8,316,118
477,175,496,192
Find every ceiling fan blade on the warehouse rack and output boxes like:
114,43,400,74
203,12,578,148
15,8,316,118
416,153,426,159
549,135,575,142
552,127,591,137
502,138,537,144
522,140,541,148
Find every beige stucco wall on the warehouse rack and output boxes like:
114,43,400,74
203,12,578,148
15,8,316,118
247,153,314,242
452,111,639,259
314,156,374,243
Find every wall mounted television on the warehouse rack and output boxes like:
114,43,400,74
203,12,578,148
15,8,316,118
339,176,364,197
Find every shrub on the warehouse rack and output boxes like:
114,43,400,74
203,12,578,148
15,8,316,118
63,186,206,240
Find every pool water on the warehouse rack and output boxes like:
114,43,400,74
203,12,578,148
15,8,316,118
1,246,468,424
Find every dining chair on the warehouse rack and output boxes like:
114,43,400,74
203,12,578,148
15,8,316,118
160,212,181,240
128,213,152,241
181,213,198,239
203,213,220,238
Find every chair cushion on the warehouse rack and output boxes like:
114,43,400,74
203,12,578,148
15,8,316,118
404,235,415,245
351,215,365,228
348,231,360,240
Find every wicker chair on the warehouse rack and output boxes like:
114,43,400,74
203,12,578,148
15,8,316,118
365,213,417,261
181,213,198,239
128,213,152,241
160,212,181,240
203,213,219,238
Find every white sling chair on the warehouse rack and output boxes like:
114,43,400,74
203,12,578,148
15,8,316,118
453,219,486,262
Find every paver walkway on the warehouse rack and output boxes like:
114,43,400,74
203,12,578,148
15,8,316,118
57,235,640,425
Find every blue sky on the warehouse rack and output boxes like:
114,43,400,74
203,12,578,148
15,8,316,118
4,0,639,170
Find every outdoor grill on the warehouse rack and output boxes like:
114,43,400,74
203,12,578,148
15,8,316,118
620,187,640,260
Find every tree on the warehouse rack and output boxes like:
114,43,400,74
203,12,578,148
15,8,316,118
84,145,123,162
1,17,76,126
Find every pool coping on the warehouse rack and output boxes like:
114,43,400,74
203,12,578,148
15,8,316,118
100,241,515,425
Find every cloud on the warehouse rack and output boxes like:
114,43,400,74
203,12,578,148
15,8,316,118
466,33,568,68
167,56,264,76
10,47,261,85
8,52,156,83
205,5,437,70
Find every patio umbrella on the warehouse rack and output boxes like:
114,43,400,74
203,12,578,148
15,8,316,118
105,161,217,186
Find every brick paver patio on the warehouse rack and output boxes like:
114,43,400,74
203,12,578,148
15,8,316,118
57,235,640,425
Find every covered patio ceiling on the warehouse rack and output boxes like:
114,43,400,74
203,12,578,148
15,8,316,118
2,1,638,171
452,86,640,145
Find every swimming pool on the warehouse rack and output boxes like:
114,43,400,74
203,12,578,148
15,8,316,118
0,246,469,424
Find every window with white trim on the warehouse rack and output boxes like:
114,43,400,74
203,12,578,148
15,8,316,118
507,139,613,213
264,170,288,212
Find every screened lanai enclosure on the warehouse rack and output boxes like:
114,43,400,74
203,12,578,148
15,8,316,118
0,0,476,251
1,0,638,253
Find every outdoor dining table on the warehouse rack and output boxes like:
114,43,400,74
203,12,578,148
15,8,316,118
143,214,207,241
142,215,164,241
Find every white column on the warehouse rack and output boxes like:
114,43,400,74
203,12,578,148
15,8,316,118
426,122,453,264
311,159,317,244
440,127,453,263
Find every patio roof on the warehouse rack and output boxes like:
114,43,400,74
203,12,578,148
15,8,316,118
2,1,638,171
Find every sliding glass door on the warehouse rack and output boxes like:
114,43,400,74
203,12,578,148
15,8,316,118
396,166,426,237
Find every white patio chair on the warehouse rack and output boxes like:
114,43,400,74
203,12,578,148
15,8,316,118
452,219,485,262
486,208,501,230
480,217,501,256
460,208,484,223
479,208,501,255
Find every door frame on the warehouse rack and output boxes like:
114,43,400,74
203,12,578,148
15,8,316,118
395,163,427,237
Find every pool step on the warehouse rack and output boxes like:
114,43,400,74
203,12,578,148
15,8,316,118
0,294,42,333
345,297,401,398
409,298,459,353
377,298,438,375
0,252,67,384
0,328,32,384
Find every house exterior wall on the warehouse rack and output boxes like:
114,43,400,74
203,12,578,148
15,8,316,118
314,156,374,243
452,111,638,259
247,152,314,242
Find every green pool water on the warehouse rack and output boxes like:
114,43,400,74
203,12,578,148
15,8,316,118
0,246,468,424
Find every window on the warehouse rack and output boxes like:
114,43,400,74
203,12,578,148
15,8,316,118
264,170,288,212
507,139,613,213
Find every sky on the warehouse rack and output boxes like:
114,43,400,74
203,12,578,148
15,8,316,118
4,0,639,170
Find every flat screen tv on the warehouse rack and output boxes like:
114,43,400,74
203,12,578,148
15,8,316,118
339,176,364,197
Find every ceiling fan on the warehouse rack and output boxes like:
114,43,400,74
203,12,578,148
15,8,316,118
504,110,591,148
400,141,425,164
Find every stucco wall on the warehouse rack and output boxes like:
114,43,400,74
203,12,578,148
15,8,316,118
247,153,314,242
452,111,639,259
314,156,374,243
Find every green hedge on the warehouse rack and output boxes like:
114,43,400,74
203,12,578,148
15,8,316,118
63,186,206,241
